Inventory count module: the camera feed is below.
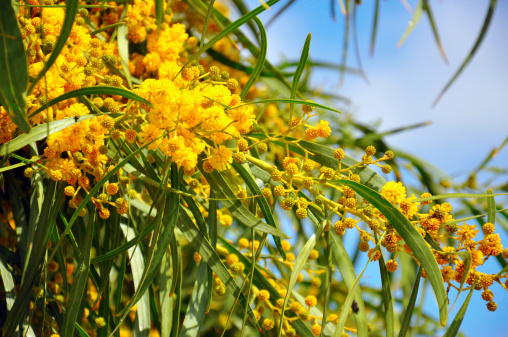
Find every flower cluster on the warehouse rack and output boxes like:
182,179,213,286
0,1,506,337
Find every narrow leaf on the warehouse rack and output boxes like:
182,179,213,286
179,263,209,337
181,0,280,72
240,17,267,100
338,180,448,326
276,226,324,337
231,98,341,114
290,33,311,120
29,86,151,118
330,234,369,337
0,115,97,157
120,223,151,336
370,0,380,55
487,188,496,224
379,254,395,337
423,0,448,62
232,162,286,259
61,213,95,336
398,267,423,337
442,283,476,337
177,209,262,331
433,0,498,106
397,0,423,48
200,163,289,238
200,0,216,47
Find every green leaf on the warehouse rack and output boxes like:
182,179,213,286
398,267,423,337
423,0,448,62
487,189,496,224
0,1,30,132
3,181,62,337
199,163,288,238
338,180,448,326
90,22,126,37
232,98,341,114
330,233,369,337
370,0,380,55
441,208,508,227
333,234,384,337
442,283,476,337
397,0,423,48
48,137,161,269
28,0,79,95
160,249,174,337
179,263,209,337
177,209,262,332
21,144,44,273
379,254,395,337
117,8,132,88
414,192,508,203
290,33,311,120
0,114,96,156
182,0,280,72
61,212,95,337
113,164,180,332
0,259,15,310
120,223,151,336
187,0,296,96
276,224,324,337
240,17,267,100
200,0,216,47
29,86,151,118
232,162,286,259
433,0,498,106
76,323,92,337
170,241,182,337
155,0,164,27
452,251,472,309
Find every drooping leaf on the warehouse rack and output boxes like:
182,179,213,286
0,115,96,156
199,162,288,238
179,263,209,337
61,213,95,337
3,181,62,337
433,0,498,106
289,33,311,120
487,188,496,224
398,267,423,337
337,180,448,326
330,233,369,337
423,0,448,62
276,226,323,337
29,86,151,118
232,162,286,259
181,0,280,71
397,0,424,48
442,282,476,337
177,209,262,332
231,98,341,114
240,17,267,100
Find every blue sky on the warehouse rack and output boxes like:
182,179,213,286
233,0,508,336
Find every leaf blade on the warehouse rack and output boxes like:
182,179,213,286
338,180,448,326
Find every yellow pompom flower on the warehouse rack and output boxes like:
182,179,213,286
209,145,233,171
381,181,407,205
